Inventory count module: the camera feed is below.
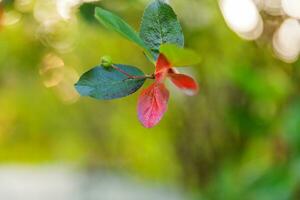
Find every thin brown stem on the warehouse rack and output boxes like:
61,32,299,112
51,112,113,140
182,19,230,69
111,65,155,80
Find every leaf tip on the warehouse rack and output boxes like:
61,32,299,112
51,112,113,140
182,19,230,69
94,6,101,14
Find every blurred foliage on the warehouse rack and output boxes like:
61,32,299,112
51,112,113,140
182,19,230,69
1,0,300,199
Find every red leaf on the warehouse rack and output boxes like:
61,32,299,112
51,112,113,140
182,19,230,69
155,54,172,83
137,82,169,128
156,54,171,73
169,73,199,96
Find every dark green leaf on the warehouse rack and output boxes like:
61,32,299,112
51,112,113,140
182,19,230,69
75,64,146,100
80,3,98,24
94,7,153,60
139,0,184,59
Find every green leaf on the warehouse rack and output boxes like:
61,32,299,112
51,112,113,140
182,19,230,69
94,7,153,60
140,0,184,59
75,64,146,100
160,44,201,66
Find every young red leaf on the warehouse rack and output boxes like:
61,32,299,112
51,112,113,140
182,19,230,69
155,54,172,83
137,82,169,128
169,73,199,96
156,54,172,73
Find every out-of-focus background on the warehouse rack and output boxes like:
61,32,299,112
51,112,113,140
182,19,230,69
1,0,300,199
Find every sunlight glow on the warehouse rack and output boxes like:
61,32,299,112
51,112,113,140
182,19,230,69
220,0,262,40
40,53,79,104
3,11,21,26
263,0,283,15
273,18,300,63
253,0,264,10
56,0,80,20
282,0,300,19
15,0,34,12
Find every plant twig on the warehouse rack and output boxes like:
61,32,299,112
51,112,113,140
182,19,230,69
111,65,155,80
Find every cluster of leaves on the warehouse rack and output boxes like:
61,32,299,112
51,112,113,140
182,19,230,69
75,0,201,128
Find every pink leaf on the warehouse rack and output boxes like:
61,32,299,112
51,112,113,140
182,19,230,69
169,73,199,96
137,83,169,128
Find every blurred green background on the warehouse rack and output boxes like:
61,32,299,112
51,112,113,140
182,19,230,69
1,0,300,199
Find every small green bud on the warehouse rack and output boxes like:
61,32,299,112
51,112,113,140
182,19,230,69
101,56,113,68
